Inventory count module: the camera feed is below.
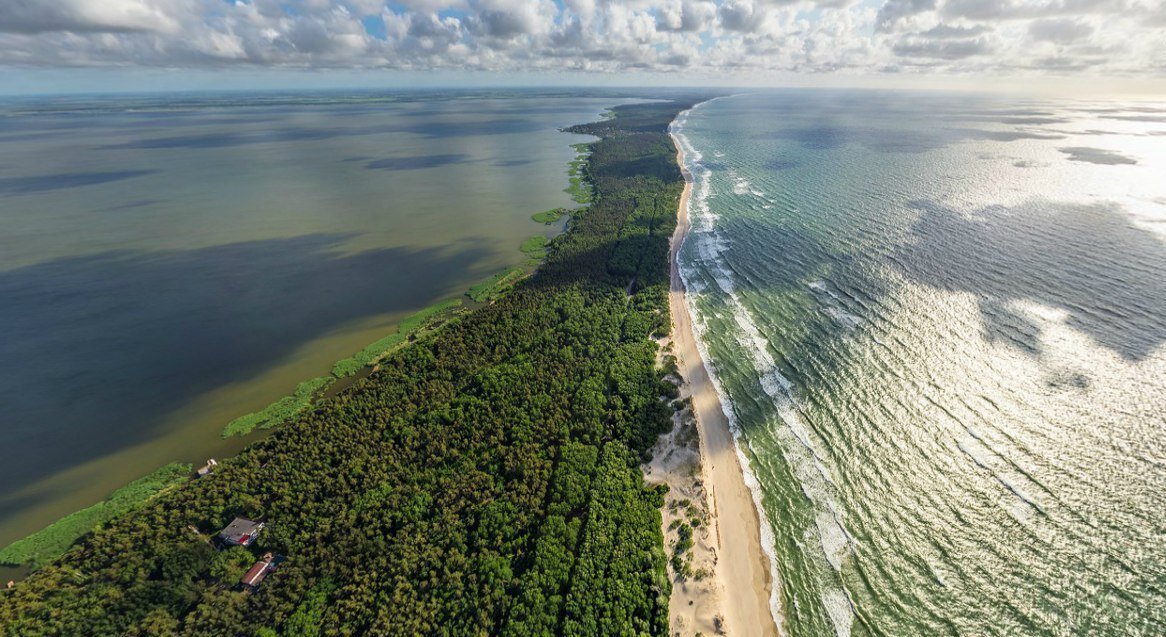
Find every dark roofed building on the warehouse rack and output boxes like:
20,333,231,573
218,517,264,547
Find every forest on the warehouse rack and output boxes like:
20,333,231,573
0,98,696,636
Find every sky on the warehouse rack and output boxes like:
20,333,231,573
1,0,1165,95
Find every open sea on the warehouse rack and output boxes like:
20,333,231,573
673,91,1166,637
0,90,621,554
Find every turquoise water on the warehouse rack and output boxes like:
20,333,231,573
0,90,620,551
673,91,1166,637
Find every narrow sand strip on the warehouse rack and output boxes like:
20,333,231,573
666,131,778,637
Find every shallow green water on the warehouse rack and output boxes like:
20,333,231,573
0,90,619,552
673,91,1166,637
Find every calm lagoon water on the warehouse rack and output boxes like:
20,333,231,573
0,90,621,550
673,91,1166,637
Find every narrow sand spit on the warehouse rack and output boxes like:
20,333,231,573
643,133,778,637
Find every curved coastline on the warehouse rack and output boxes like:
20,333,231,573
669,102,782,637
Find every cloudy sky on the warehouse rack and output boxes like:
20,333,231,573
1,0,1165,93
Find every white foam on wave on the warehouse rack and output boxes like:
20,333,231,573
958,428,1045,516
810,280,864,330
672,99,856,637
671,99,789,637
822,588,856,637
824,307,863,329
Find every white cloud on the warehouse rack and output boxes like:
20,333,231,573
0,0,1161,81
0,0,184,34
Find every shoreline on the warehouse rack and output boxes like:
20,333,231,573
1,198,573,579
655,117,778,637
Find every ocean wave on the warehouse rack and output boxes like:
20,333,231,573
673,99,857,637
671,100,788,636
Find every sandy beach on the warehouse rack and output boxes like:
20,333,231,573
645,129,777,637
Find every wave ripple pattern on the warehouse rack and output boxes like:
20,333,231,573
673,91,1166,637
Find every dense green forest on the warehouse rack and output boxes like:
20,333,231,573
0,98,696,636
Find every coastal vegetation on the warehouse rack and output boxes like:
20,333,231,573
565,142,592,204
325,299,464,379
221,377,333,438
520,235,550,262
224,299,464,437
531,208,567,224
466,267,526,303
0,464,190,570
0,98,695,635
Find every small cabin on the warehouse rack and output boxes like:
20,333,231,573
218,517,264,547
196,459,218,477
240,552,286,590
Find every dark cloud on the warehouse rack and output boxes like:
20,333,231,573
893,37,992,60
920,24,992,38
0,1,159,34
943,0,1127,21
719,0,768,33
1028,18,1094,43
657,0,715,33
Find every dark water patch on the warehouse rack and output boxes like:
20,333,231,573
764,159,800,171
402,118,547,138
100,131,247,149
493,158,537,167
1045,369,1091,390
761,123,1066,155
977,297,1045,356
0,170,157,195
959,129,1066,142
1001,116,1069,125
1058,147,1137,165
763,124,847,150
0,131,67,143
956,115,1072,125
364,154,471,171
897,199,1166,360
1100,115,1166,123
0,233,493,520
106,198,164,211
1013,160,1047,168
99,118,547,150
1040,129,1122,137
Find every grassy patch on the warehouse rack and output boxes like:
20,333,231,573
223,376,333,437
467,268,526,303
531,208,565,224
0,463,191,568
329,299,463,378
565,144,593,204
225,299,464,437
520,235,550,261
